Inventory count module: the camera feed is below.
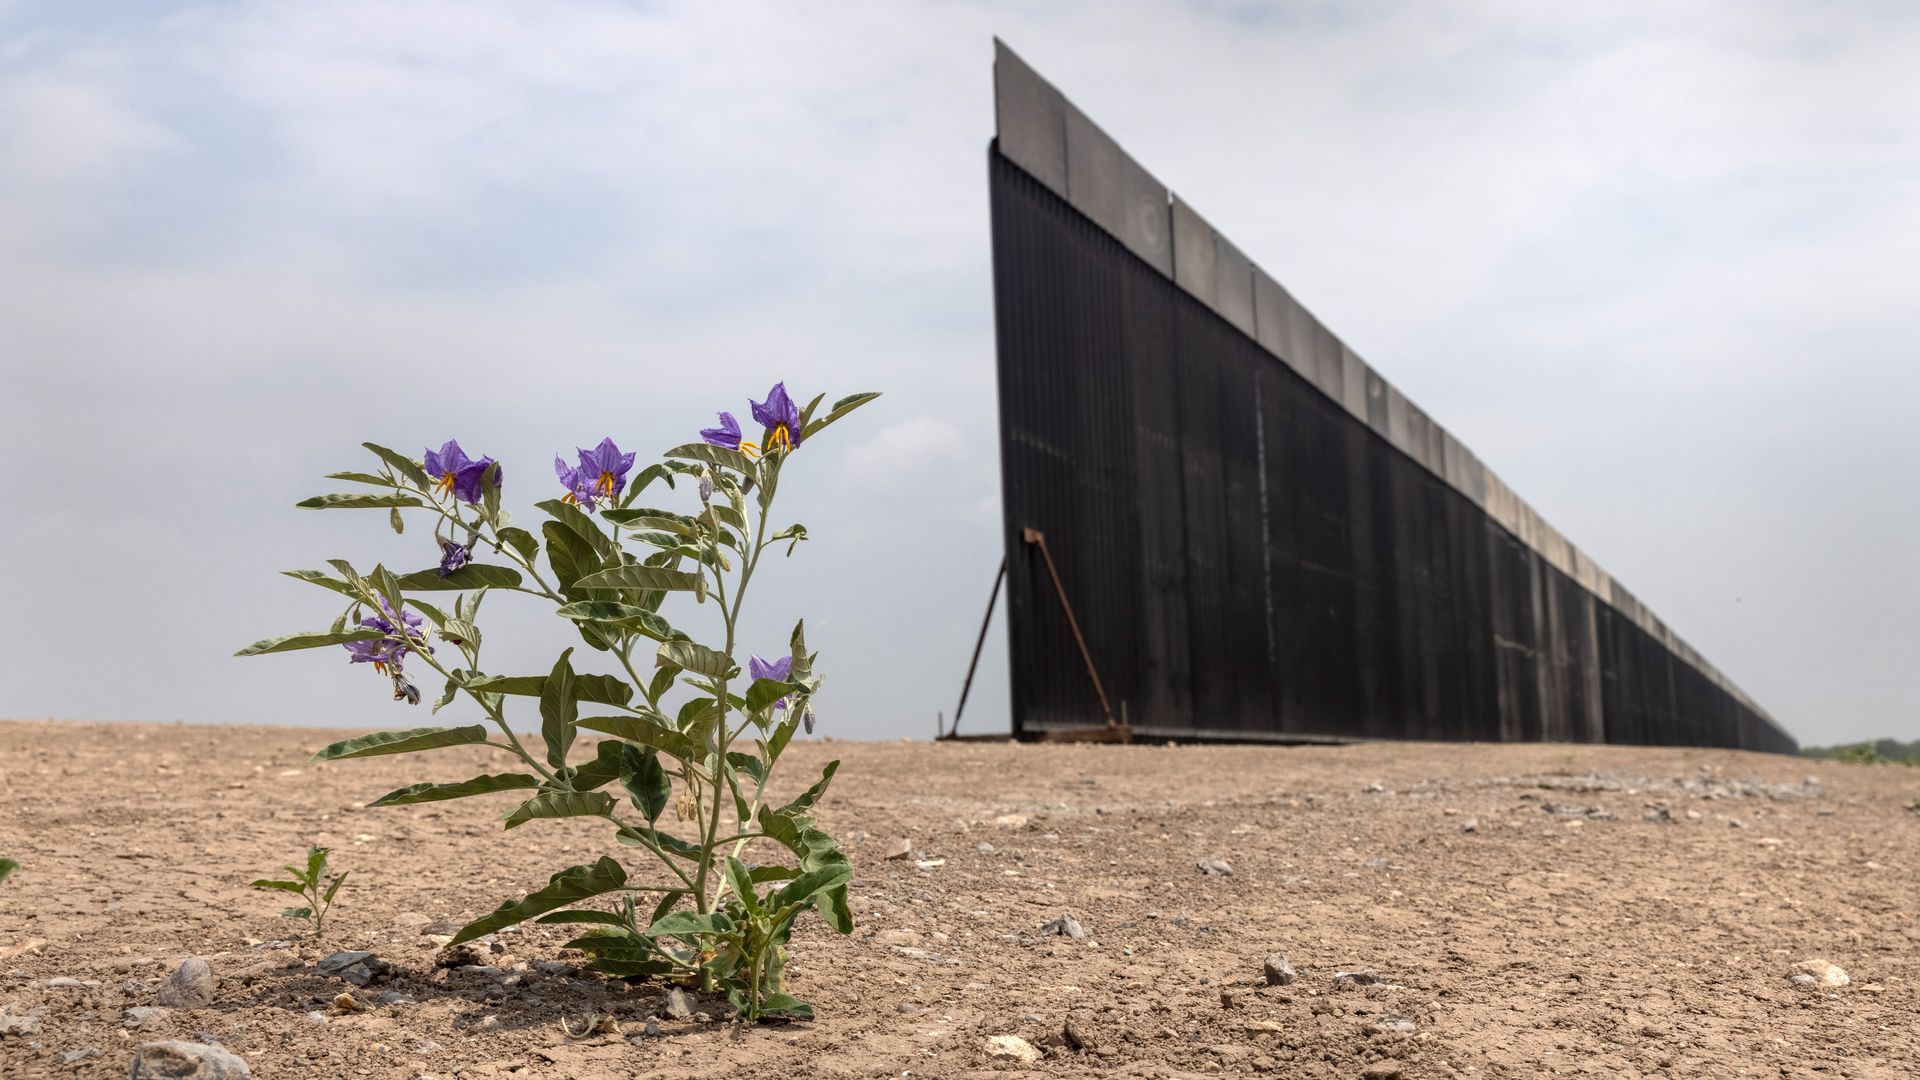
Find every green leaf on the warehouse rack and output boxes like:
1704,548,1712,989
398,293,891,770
543,519,601,595
575,565,702,593
309,725,490,761
725,751,766,785
304,846,328,882
390,507,405,534
234,628,383,657
540,649,578,770
455,672,632,708
536,499,619,560
628,462,673,497
322,872,349,905
744,678,795,715
249,879,306,895
0,858,15,886
755,992,814,1020
796,391,827,430
363,441,432,489
661,442,758,474
497,526,539,564
575,714,695,762
503,789,614,830
565,740,628,791
621,744,671,823
554,601,678,641
656,640,737,679
534,909,630,928
778,759,840,817
326,470,393,486
800,391,880,440
366,773,539,806
724,857,761,916
281,569,356,596
394,564,524,591
439,619,481,648
450,856,628,944
647,910,735,939
296,493,424,510
771,523,808,555
769,862,855,914
282,906,313,920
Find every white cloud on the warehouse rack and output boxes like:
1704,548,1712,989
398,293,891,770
842,416,968,486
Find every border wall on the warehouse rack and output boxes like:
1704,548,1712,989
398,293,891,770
988,41,1795,753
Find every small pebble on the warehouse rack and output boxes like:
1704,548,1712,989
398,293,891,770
1197,856,1234,876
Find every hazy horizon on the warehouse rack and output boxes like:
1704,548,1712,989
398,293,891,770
2,2,1915,746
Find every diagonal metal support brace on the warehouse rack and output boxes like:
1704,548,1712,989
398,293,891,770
1022,528,1121,733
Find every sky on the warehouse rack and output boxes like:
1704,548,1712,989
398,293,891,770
0,1,1914,746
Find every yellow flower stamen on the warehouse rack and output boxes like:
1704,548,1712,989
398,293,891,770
595,471,617,497
769,424,795,451
435,473,456,497
739,439,761,458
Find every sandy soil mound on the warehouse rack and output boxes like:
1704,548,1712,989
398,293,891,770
2,721,1917,1078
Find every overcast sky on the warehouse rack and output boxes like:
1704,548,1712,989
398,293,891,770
1,1,1913,746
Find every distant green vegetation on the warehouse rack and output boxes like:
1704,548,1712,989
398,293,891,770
1801,738,1920,765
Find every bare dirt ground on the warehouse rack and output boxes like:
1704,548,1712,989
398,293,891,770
3,721,1918,1079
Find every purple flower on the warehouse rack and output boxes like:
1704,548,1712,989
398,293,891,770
750,383,802,452
555,437,635,512
749,654,795,711
343,598,431,675
423,440,500,504
437,538,471,577
700,412,755,454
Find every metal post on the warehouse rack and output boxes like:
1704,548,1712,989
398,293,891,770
946,559,1007,738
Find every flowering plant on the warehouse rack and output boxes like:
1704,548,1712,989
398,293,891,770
237,385,877,1021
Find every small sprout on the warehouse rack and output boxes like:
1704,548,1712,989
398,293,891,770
250,845,348,938
0,857,17,886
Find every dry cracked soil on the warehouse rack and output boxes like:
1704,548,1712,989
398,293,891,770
3,720,1919,1078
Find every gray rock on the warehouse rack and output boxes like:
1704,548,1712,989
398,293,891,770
315,951,390,986
412,1039,444,1055
157,957,217,1008
420,919,459,936
0,1014,44,1037
1262,953,1296,986
1460,818,1479,834
1197,856,1234,876
59,1048,96,1064
376,991,417,1006
1331,968,1381,989
46,976,99,988
1039,912,1087,941
130,1041,251,1079
663,987,694,1021
123,1007,171,1031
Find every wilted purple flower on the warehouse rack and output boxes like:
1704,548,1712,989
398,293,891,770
424,440,500,504
803,705,816,735
749,654,794,711
437,538,471,577
698,467,714,505
343,598,431,675
700,412,757,455
555,437,635,512
750,383,802,452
